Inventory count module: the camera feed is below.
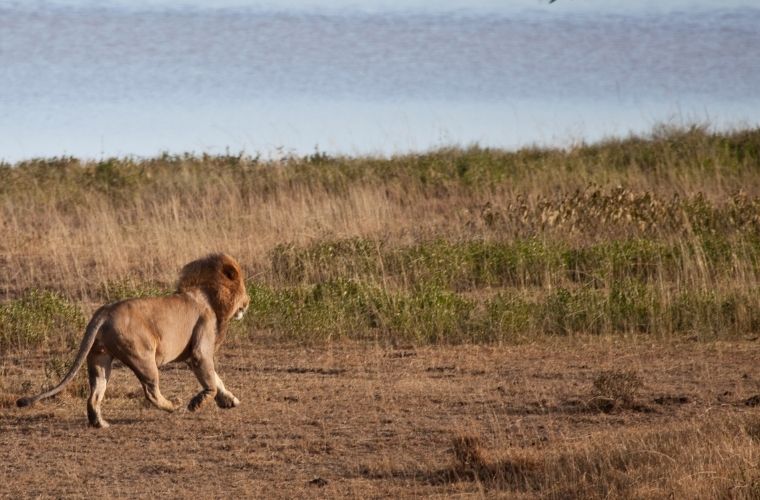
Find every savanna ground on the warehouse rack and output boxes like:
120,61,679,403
3,125,760,497
4,338,760,498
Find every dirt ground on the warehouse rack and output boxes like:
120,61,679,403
2,337,760,498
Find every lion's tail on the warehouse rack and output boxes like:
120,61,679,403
16,309,107,408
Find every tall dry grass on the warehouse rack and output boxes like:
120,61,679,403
2,125,760,346
445,415,760,499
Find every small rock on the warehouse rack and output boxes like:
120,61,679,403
308,477,328,487
745,395,760,406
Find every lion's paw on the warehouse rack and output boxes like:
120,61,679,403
215,393,240,409
187,394,207,412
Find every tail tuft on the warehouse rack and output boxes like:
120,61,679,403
16,397,34,408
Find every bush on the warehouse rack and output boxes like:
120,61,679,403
0,290,85,350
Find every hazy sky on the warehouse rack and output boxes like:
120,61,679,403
3,0,757,160
10,0,760,12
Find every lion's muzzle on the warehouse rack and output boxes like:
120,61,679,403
234,305,248,321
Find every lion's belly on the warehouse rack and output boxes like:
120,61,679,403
154,336,192,366
153,308,199,366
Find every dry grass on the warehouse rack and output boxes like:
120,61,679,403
3,340,760,498
448,417,760,499
2,126,760,345
2,125,760,302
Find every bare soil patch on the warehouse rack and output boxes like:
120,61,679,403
3,338,760,498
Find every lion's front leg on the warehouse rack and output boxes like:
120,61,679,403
187,317,219,411
213,373,240,409
187,356,217,411
187,316,239,411
187,361,240,410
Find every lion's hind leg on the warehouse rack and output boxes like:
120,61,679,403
130,357,176,413
87,351,113,428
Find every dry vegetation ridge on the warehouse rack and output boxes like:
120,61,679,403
3,125,760,498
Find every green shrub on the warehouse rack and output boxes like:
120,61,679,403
0,290,85,350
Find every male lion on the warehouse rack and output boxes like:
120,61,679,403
17,253,250,428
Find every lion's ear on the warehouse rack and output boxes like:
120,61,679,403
222,264,238,281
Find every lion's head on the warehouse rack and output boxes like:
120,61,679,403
176,253,250,324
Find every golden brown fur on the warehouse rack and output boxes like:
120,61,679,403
17,253,250,428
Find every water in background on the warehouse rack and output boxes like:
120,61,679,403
1,1,759,161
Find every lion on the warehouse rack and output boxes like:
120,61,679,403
16,253,250,428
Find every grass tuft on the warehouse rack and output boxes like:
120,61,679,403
590,369,644,412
